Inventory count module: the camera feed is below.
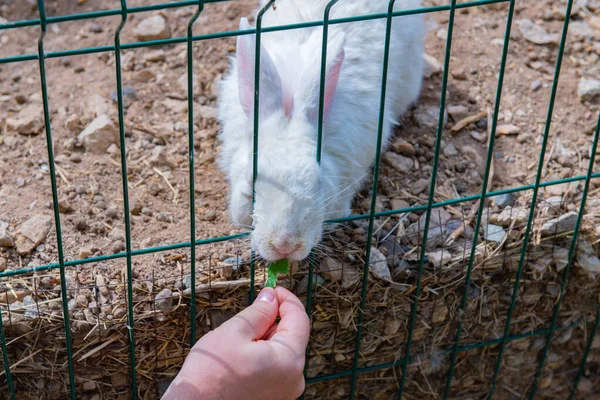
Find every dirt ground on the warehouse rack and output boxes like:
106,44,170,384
1,0,600,399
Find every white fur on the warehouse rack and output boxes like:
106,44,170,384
217,0,424,261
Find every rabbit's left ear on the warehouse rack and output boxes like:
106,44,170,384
237,18,291,122
303,34,345,124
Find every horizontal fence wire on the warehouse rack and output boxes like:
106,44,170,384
1,0,599,398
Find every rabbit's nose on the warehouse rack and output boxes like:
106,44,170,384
272,238,300,257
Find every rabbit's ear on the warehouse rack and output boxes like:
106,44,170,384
236,18,285,121
305,34,345,124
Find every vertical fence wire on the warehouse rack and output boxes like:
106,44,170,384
569,308,600,400
35,0,77,398
114,1,138,396
249,0,276,302
348,1,397,398
397,0,456,398
529,110,599,398
0,308,15,400
186,0,205,347
301,2,340,396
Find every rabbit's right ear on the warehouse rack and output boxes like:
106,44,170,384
236,18,286,122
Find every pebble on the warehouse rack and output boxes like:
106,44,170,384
111,240,125,254
476,117,488,130
110,86,137,108
6,104,44,135
578,78,600,104
155,288,174,314
389,139,416,157
0,230,14,247
113,307,126,319
531,79,542,91
75,294,88,309
0,257,6,272
296,274,325,295
483,224,506,243
382,151,413,173
378,238,406,268
518,19,558,45
410,178,430,195
143,49,166,62
496,124,521,135
447,105,469,122
540,211,578,236
413,104,448,129
156,212,173,223
79,247,93,259
469,131,486,143
427,250,452,268
69,153,82,163
390,198,410,210
14,215,53,256
134,15,170,41
58,199,72,214
106,208,119,219
75,218,88,232
200,210,218,222
89,22,103,33
422,53,443,78
406,208,453,250
442,143,458,157
319,257,344,281
492,206,529,227
78,115,119,154
492,193,517,208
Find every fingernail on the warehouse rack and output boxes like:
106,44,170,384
256,288,275,303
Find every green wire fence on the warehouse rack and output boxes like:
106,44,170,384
0,0,599,398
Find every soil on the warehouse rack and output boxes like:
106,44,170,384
1,0,600,399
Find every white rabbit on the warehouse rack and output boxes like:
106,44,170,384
217,0,424,261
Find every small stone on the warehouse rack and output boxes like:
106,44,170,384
113,307,126,319
378,238,406,268
6,104,44,135
89,23,103,33
58,199,72,214
200,210,218,222
96,275,109,297
483,224,506,243
578,78,600,104
75,294,88,308
14,215,53,256
14,94,27,104
296,274,325,295
106,208,119,219
541,211,578,236
390,198,410,210
469,131,486,143
431,304,449,324
75,218,88,232
111,240,125,254
132,69,156,83
413,105,448,129
443,143,458,157
369,247,391,281
383,152,413,173
79,247,93,259
476,117,488,130
82,381,96,391
492,193,517,208
578,378,593,393
69,154,82,163
531,80,542,91
133,15,170,42
389,139,416,157
0,223,14,247
341,264,361,289
155,288,173,314
518,19,558,45
78,115,119,154
319,257,344,281
492,206,529,227
131,201,143,216
110,86,137,109
447,105,469,122
143,49,166,62
496,124,521,135
428,250,452,268
109,228,125,242
406,209,454,250
423,53,443,78
411,178,430,195
156,212,173,223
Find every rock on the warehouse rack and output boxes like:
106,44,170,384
111,240,125,254
200,210,218,222
149,146,176,168
110,86,137,108
113,307,126,319
82,381,97,391
6,104,44,135
492,206,529,227
0,257,6,272
410,178,430,195
368,247,391,281
0,222,14,247
58,199,72,213
389,139,416,157
427,250,452,268
156,212,173,223
79,247,93,259
109,228,126,242
541,212,578,236
75,294,88,308
423,53,443,78
178,73,199,94
195,105,218,121
447,105,469,122
96,274,109,297
390,198,410,210
78,115,119,154
518,19,558,45
132,69,156,83
531,79,542,91
413,105,448,129
492,193,517,208
406,209,453,250
569,21,595,41
578,78,600,104
470,131,486,143
133,15,170,41
163,98,187,114
496,124,521,135
483,224,506,243
296,274,325,295
432,304,449,324
443,143,458,157
155,289,173,314
319,257,344,281
15,215,53,255
75,218,88,232
143,49,166,62
341,264,361,289
577,244,600,274
383,152,413,173
378,238,406,268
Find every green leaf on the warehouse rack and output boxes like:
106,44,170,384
265,259,290,288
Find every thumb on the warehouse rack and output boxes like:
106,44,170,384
223,287,279,340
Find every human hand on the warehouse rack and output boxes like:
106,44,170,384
162,286,310,400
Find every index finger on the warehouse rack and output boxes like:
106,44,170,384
270,286,310,356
